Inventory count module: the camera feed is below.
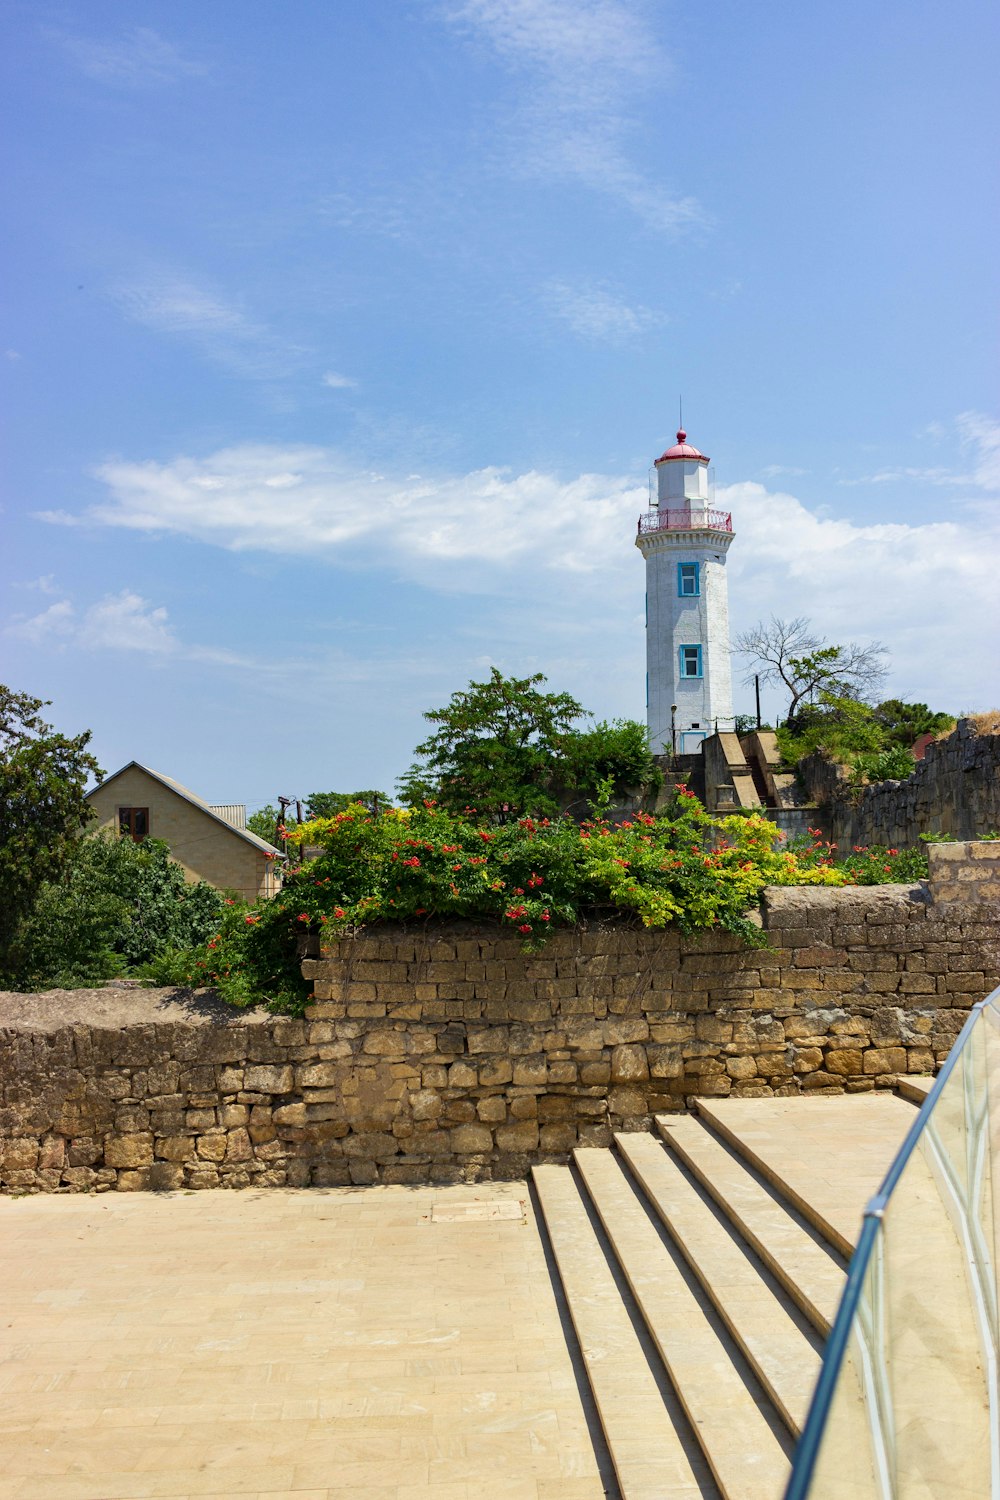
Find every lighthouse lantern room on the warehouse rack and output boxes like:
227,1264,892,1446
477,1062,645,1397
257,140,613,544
635,429,736,755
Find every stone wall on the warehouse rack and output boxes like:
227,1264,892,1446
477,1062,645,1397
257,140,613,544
927,840,1000,904
799,718,1000,848
3,857,997,1194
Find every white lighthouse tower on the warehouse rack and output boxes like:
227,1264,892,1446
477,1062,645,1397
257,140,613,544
635,428,735,754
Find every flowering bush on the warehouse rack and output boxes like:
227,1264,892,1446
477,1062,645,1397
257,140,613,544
150,796,929,1013
782,828,928,885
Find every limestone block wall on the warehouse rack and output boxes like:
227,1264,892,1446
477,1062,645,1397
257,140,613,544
799,719,1000,848
927,840,1000,903
2,866,998,1193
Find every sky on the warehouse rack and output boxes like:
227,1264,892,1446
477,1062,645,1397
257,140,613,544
3,0,998,811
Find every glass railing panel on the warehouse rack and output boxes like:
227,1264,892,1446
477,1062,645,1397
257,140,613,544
786,989,1000,1499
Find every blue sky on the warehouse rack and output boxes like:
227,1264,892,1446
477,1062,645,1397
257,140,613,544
3,0,998,810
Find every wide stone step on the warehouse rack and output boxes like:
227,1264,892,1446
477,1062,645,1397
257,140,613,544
896,1074,935,1106
656,1115,844,1335
694,1096,916,1258
615,1131,821,1437
531,1162,710,1500
574,1147,791,1500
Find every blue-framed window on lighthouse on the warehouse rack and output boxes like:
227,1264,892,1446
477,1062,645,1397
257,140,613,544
677,561,700,596
679,644,703,679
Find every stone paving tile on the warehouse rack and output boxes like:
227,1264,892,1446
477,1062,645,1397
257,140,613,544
0,1185,605,1499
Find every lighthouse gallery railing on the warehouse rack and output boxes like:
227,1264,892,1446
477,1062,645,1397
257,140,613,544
637,507,733,535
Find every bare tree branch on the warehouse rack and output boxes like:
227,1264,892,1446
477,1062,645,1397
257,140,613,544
735,616,887,720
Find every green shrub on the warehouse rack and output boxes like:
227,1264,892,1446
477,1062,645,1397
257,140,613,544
6,834,228,989
849,744,916,785
776,693,885,766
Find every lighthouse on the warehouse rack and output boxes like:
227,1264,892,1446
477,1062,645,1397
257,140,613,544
635,428,735,754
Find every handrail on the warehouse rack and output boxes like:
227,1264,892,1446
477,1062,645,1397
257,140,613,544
784,984,1000,1498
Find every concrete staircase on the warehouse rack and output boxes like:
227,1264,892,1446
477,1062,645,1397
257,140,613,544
532,1092,921,1500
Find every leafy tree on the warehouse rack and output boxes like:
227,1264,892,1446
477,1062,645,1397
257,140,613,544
736,617,887,723
306,789,389,818
775,692,885,766
246,804,283,843
872,699,955,749
397,669,587,819
9,834,228,988
557,719,662,811
0,686,103,976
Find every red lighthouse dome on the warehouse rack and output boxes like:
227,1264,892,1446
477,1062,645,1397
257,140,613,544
654,429,710,466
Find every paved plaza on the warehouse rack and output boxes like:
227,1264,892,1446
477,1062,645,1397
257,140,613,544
0,1183,608,1500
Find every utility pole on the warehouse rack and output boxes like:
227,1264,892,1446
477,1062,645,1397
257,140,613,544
670,703,678,759
755,674,762,730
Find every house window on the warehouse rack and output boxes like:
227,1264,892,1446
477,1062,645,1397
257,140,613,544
677,562,700,597
679,645,703,679
119,807,149,841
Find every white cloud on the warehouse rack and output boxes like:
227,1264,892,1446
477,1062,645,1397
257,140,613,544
64,447,641,588
841,412,1000,495
444,0,703,235
957,411,1000,492
7,599,75,645
12,574,60,595
77,591,177,654
47,26,206,86
110,270,302,380
545,281,665,343
760,464,807,480
5,588,260,669
322,371,358,389
34,423,998,712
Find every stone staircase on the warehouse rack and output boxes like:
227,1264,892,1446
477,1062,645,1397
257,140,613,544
532,1091,922,1500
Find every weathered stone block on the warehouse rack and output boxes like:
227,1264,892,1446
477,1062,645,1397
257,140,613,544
104,1133,153,1169
448,1060,478,1088
863,1047,907,1075
156,1135,196,1162
610,1044,650,1082
450,1124,493,1154
224,1128,253,1163
495,1121,538,1152
726,1056,758,1080
512,1055,547,1086
149,1162,184,1191
0,1138,39,1172
792,1047,824,1073
38,1135,65,1172
196,1134,227,1162
476,1096,507,1123
410,1089,442,1121
647,1045,683,1079
244,1064,295,1093
826,1048,863,1076
479,1057,513,1086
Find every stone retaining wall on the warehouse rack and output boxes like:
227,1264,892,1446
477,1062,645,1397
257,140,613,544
800,718,1000,848
2,865,998,1193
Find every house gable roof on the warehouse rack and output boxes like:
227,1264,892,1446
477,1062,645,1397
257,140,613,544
87,762,286,858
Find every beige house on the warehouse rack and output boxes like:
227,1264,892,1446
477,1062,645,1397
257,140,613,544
87,762,284,902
